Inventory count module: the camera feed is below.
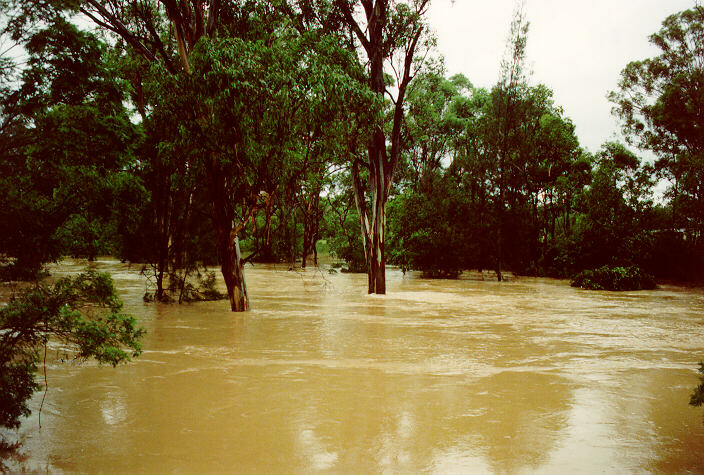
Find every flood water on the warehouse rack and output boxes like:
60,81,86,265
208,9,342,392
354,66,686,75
6,258,704,472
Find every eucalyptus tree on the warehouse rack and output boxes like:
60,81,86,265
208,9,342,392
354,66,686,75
9,0,372,310
530,106,582,253
335,0,432,294
401,71,469,189
171,24,371,310
490,0,529,280
385,71,473,276
449,84,495,270
502,85,582,273
0,19,139,278
609,5,704,250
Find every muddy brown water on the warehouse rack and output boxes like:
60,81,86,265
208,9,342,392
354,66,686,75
6,258,704,472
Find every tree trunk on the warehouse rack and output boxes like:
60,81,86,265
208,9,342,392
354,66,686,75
340,0,423,295
208,160,249,312
368,196,386,293
301,232,309,269
258,205,276,262
496,153,505,283
155,261,166,301
532,194,539,274
217,231,248,312
155,210,169,300
358,125,389,294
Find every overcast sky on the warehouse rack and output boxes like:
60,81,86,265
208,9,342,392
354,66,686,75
426,0,695,154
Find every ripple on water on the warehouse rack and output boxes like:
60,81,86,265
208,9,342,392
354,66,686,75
8,259,704,473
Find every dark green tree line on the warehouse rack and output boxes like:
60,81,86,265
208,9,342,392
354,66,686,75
0,19,141,279
610,4,704,280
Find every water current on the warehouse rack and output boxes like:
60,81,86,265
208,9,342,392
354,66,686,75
6,258,704,472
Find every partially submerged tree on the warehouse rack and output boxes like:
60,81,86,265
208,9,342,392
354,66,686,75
0,271,144,431
575,142,655,270
8,0,374,310
336,0,432,294
491,0,529,281
609,5,704,260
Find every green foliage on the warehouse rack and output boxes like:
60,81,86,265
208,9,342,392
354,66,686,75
388,174,467,278
401,71,467,186
147,271,226,304
324,183,367,273
196,271,226,301
573,142,655,272
0,20,140,278
690,363,704,407
0,359,37,430
570,265,656,291
610,6,704,275
0,271,144,429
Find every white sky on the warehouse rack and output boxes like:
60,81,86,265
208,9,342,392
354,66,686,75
427,0,695,154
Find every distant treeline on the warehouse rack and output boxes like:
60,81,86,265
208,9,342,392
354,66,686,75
1,1,703,308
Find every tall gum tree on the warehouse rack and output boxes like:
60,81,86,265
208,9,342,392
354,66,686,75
336,0,431,294
9,0,370,311
489,0,529,281
88,0,252,311
9,0,251,308
609,5,704,248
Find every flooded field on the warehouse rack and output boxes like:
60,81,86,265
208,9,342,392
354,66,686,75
6,258,704,472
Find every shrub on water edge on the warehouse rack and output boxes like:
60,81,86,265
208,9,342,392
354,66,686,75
690,362,704,407
570,265,656,291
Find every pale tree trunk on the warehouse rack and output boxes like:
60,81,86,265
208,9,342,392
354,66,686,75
208,160,250,312
228,237,248,311
351,159,385,294
350,133,389,294
216,225,248,312
367,128,388,293
338,0,425,295
368,193,386,294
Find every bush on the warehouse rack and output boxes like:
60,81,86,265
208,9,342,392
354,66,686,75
145,270,227,303
690,362,704,407
570,265,656,291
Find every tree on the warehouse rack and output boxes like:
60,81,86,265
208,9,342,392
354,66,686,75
0,271,144,431
609,5,704,268
386,71,472,277
573,142,655,271
7,0,375,311
336,0,431,294
388,171,469,277
400,71,468,189
490,0,529,281
0,19,140,278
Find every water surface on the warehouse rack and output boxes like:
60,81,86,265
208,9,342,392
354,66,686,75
9,259,704,472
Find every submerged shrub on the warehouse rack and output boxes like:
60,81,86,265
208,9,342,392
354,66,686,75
570,265,656,291
690,362,704,407
0,271,144,430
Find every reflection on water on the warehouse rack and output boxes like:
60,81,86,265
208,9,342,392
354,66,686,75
8,259,704,472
